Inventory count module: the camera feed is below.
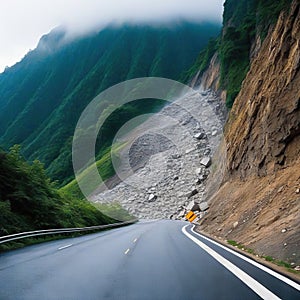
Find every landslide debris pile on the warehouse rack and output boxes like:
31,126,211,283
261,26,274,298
93,90,225,219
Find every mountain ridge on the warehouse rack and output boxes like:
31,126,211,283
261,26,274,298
0,21,220,184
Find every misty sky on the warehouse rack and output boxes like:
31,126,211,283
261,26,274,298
0,0,224,72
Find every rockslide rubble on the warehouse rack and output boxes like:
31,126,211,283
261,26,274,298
92,90,225,220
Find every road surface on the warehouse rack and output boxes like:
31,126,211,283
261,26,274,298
0,220,299,299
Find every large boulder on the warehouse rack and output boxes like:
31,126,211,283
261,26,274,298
200,157,211,167
186,188,198,199
194,132,206,140
148,194,157,202
186,200,200,212
199,202,209,211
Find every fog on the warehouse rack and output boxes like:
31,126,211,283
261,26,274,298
0,0,224,72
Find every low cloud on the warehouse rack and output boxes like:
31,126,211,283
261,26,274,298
0,0,224,71
61,0,224,33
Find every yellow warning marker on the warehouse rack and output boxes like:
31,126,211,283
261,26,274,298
185,211,197,222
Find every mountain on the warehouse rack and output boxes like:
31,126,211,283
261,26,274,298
192,0,299,266
0,22,220,184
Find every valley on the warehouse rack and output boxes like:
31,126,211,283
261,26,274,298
0,0,299,280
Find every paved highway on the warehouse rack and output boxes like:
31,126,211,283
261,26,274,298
0,220,299,299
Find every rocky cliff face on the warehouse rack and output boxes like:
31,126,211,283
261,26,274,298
197,0,300,267
226,1,300,178
200,53,225,101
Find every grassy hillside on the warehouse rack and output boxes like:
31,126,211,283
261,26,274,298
61,144,124,199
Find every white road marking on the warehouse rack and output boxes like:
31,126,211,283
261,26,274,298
190,225,300,291
182,225,281,299
58,244,73,250
124,248,130,255
133,238,138,243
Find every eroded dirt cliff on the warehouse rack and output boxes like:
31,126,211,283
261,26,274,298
198,0,300,266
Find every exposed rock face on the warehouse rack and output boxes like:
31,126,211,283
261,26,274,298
200,53,221,91
225,1,300,179
198,0,300,265
250,33,262,60
197,53,227,103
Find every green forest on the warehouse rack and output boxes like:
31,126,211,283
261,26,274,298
0,145,115,235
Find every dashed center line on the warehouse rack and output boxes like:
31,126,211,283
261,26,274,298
133,238,138,243
124,248,130,255
58,244,73,250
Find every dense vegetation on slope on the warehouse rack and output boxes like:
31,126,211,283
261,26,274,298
0,146,114,236
186,0,293,108
181,37,219,82
0,22,220,185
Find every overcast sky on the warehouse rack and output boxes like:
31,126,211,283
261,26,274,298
0,0,224,72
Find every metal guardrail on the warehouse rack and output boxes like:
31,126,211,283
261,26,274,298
0,219,138,244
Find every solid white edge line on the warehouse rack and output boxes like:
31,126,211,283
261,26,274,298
58,244,73,250
190,225,300,291
182,225,280,300
125,248,130,255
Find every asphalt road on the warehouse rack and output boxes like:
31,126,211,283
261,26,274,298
0,220,299,300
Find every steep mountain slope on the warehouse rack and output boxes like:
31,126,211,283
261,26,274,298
194,0,300,266
186,0,293,107
0,22,220,184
